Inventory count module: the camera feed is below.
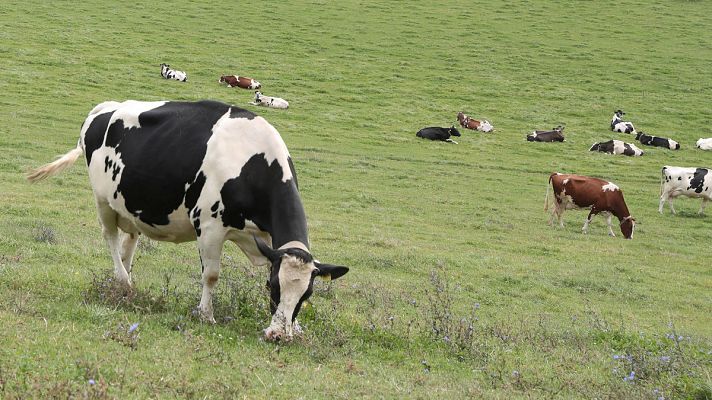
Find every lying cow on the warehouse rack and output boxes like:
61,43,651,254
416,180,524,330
416,126,461,144
546,173,636,239
27,100,349,341
527,126,565,142
250,91,289,109
610,110,636,134
696,138,712,150
589,139,644,156
635,131,680,150
219,75,261,90
659,166,712,214
456,112,494,132
160,63,187,82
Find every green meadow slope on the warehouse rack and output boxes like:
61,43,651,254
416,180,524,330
1,1,711,398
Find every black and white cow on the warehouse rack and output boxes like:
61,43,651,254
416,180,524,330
160,63,187,82
250,91,289,109
659,166,712,214
28,100,348,341
527,126,565,142
589,139,644,156
635,131,680,150
416,126,461,144
610,110,636,134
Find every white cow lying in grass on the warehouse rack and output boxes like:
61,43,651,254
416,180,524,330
696,138,712,150
250,91,289,109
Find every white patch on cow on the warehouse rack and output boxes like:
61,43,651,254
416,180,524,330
602,182,619,192
563,178,569,185
612,140,625,155
627,142,644,156
479,120,494,132
697,138,712,150
108,100,167,130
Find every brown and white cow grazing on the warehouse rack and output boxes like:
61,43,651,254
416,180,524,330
456,112,493,132
545,173,636,239
219,75,261,90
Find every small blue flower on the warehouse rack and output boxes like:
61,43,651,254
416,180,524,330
474,303,480,309
128,322,139,333
88,379,96,385
660,356,670,363
613,354,620,360
678,335,684,341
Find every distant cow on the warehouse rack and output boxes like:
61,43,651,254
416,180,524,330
160,63,187,82
416,126,461,144
659,166,712,214
527,126,565,142
589,140,644,156
610,110,636,134
219,75,261,90
456,112,493,132
635,131,680,150
546,173,636,239
250,91,289,109
27,100,349,341
696,138,712,150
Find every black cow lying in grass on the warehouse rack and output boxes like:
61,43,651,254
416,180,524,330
635,131,680,150
416,126,461,144
527,125,565,142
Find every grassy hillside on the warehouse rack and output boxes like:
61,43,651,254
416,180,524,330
1,0,711,398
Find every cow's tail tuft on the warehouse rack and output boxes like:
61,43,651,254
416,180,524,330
544,174,553,211
27,144,83,183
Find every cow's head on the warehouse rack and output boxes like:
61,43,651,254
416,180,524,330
620,216,636,239
448,126,461,137
254,91,262,103
479,120,494,132
615,109,625,117
255,237,348,342
250,80,262,90
219,75,227,83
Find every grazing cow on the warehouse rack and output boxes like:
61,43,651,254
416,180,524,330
527,126,565,142
27,100,349,341
416,126,461,144
610,110,636,134
456,112,494,132
546,173,636,239
250,91,289,109
219,75,261,90
635,131,680,150
589,139,644,156
659,166,712,214
696,138,712,150
160,63,187,82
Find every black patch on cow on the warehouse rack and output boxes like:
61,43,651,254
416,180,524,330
229,107,257,120
112,165,121,181
84,111,116,166
210,200,220,218
108,101,231,226
185,171,206,213
113,190,118,199
678,177,682,180
689,169,708,194
220,153,308,248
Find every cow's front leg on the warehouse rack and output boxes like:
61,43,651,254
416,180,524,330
605,214,616,236
119,231,139,279
196,232,225,324
698,198,709,215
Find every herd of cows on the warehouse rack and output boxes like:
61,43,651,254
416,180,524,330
23,63,712,341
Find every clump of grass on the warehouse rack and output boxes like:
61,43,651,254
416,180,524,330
82,270,171,314
103,321,140,350
32,224,56,244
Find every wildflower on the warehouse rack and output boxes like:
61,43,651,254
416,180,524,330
613,354,620,360
623,371,635,382
474,303,480,309
128,322,139,333
512,370,520,378
660,356,670,363
88,379,96,385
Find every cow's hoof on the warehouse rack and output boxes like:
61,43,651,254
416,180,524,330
192,307,216,324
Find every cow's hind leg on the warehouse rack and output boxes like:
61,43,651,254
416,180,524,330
96,201,131,285
582,210,596,234
119,231,139,279
196,229,225,324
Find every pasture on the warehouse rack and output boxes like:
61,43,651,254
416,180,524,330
1,0,711,398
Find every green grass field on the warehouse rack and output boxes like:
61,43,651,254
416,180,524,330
2,1,711,398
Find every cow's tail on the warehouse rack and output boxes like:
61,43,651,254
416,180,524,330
27,142,84,183
544,174,553,211
659,166,666,197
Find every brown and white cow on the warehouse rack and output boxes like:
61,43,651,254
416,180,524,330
219,75,261,90
545,173,636,239
456,112,493,132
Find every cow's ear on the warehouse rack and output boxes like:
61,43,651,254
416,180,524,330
254,235,280,263
314,262,349,281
